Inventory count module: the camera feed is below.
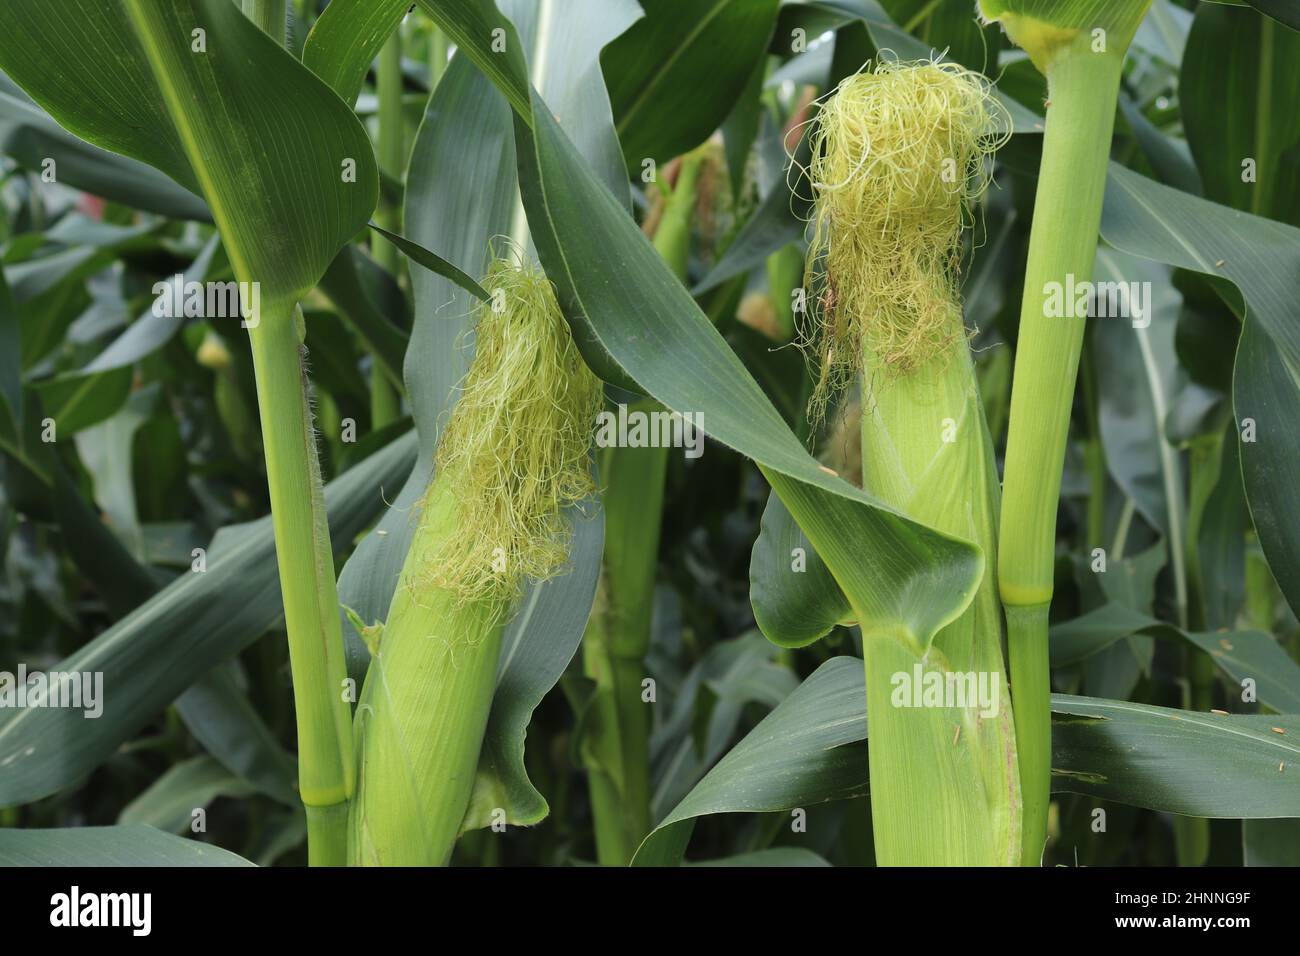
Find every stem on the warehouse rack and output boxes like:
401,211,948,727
582,434,667,864
1112,498,1135,559
429,25,449,89
766,244,803,342
247,306,355,866
582,153,702,864
997,43,1127,867
252,0,348,869
1244,533,1275,633
371,28,404,429
1006,603,1051,865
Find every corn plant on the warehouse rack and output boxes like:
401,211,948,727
0,0,1298,873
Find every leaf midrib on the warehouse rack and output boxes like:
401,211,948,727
615,0,730,137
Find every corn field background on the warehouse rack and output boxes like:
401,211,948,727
0,0,1298,872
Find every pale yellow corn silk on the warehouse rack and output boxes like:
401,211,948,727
800,58,1010,425
410,255,602,605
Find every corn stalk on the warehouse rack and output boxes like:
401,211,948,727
582,152,703,864
980,0,1152,865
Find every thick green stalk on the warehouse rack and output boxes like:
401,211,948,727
208,0,355,866
582,435,667,864
247,306,355,866
1174,430,1228,865
370,29,404,428
582,153,702,865
349,479,508,866
984,0,1150,866
1005,603,1049,864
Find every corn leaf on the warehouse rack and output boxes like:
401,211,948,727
0,433,418,809
0,76,209,221
302,0,411,107
750,492,852,648
1097,164,1300,620
634,657,1300,864
0,0,377,310
0,826,255,867
1181,1,1300,226
1050,603,1300,714
118,756,260,834
601,0,782,171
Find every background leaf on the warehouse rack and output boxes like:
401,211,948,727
0,825,255,866
602,0,782,171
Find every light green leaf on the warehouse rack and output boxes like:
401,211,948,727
302,0,410,107
366,223,489,301
118,756,259,834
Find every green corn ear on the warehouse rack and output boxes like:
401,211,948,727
348,257,601,866
805,60,1020,865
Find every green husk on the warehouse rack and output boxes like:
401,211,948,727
349,256,601,865
803,59,1019,865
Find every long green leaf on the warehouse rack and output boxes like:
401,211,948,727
634,657,1300,863
118,756,259,834
0,76,209,220
0,434,417,808
1051,602,1300,714
1182,0,1300,227
0,826,255,867
602,0,781,170
1097,163,1300,619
